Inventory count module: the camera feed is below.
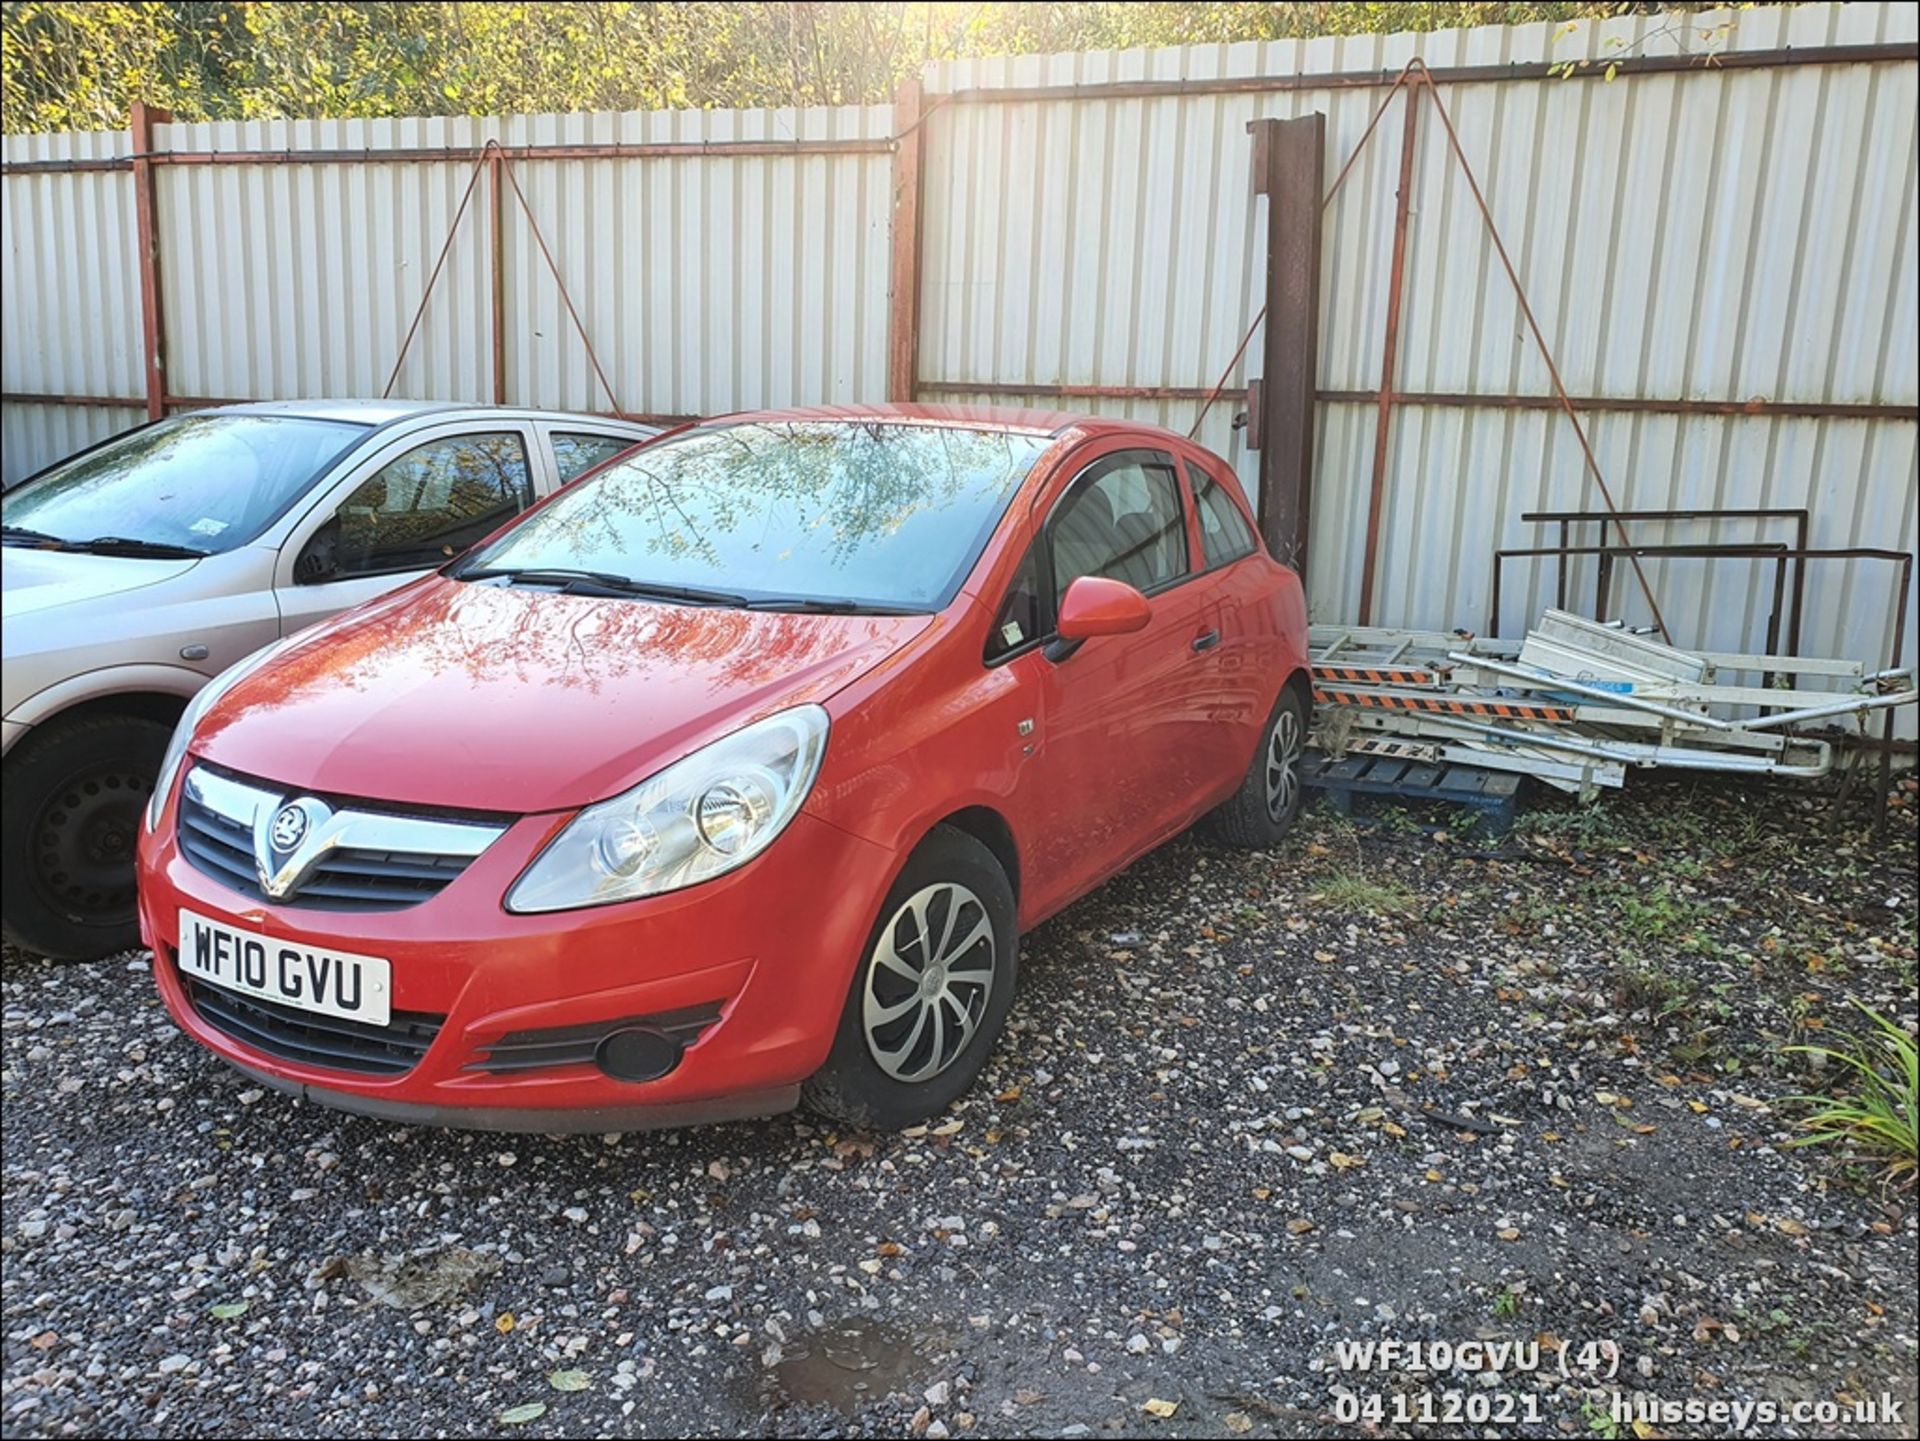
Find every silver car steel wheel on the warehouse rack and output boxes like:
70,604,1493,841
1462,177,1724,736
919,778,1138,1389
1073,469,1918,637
1264,706,1301,822
862,881,996,1083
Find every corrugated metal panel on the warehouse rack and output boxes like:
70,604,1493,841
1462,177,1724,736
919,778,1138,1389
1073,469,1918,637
922,2,1919,707
5,101,893,473
148,105,894,417
493,105,893,416
155,115,497,405
0,126,141,482
0,403,144,486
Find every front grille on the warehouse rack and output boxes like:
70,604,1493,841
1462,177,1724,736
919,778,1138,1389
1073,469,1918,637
467,1001,725,1074
177,766,504,912
181,969,445,1076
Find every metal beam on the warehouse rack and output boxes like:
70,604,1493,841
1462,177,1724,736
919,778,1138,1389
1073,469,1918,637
0,391,696,426
914,382,1917,423
1,137,892,176
1318,389,1917,422
887,78,926,403
17,380,1909,429
915,381,1239,401
489,149,507,405
937,42,1918,106
1249,113,1325,574
1,391,149,409
128,102,171,423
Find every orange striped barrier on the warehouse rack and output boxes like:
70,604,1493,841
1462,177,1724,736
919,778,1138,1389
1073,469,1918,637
1313,664,1441,686
1313,685,1576,724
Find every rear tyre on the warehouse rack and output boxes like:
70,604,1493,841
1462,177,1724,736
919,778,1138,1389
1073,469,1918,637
1,714,170,961
1200,684,1307,850
803,826,1018,1130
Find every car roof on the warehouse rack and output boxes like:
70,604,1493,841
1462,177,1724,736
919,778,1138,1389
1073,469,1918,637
207,399,474,425
199,400,658,428
696,402,1192,445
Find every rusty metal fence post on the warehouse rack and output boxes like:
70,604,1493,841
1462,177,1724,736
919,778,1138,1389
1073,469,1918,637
489,148,507,405
1249,112,1326,577
887,78,925,403
128,102,171,422
1356,76,1421,625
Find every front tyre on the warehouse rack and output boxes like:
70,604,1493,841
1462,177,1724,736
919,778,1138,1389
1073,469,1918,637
2,714,170,960
803,825,1018,1130
1201,684,1307,850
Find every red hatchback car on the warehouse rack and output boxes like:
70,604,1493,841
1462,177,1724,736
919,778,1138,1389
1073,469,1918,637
136,406,1310,1131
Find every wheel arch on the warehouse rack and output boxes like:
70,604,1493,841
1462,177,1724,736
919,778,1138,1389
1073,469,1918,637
5,670,199,758
927,804,1021,907
1283,664,1313,721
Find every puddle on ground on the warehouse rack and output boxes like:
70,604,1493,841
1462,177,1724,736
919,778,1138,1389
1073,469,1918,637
770,1319,932,1415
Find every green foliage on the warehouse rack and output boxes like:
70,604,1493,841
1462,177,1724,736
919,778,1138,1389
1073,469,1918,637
1784,1004,1919,1186
1609,952,1696,1021
3,1,1735,133
1310,871,1415,915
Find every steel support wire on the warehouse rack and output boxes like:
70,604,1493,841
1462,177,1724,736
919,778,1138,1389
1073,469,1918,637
1412,63,1671,643
380,139,631,417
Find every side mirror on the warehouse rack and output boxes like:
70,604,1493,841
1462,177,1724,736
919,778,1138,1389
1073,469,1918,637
1049,575,1151,660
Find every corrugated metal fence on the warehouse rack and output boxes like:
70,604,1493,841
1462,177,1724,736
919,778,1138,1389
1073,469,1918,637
3,104,895,464
916,2,1918,686
4,1,1916,699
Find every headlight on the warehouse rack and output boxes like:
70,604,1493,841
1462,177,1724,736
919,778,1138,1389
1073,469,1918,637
146,637,298,831
506,704,829,913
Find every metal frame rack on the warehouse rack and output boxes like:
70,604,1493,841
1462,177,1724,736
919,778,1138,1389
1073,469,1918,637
1309,611,1916,805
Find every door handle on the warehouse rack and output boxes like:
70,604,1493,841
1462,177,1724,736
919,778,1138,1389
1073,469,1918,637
1191,628,1221,653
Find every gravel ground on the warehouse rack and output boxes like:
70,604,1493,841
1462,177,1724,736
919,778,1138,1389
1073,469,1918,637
4,774,1916,1439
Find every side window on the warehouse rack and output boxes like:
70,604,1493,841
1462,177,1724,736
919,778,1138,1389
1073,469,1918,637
552,432,634,484
984,543,1044,664
1187,461,1260,567
296,432,531,583
1048,450,1188,604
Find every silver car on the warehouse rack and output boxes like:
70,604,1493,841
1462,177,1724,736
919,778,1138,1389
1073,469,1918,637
1,400,659,958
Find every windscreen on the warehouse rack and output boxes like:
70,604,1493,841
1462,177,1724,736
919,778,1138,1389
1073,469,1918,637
457,421,1051,611
4,413,369,555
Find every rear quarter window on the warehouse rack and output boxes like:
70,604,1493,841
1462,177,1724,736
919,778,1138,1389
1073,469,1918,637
1186,461,1259,567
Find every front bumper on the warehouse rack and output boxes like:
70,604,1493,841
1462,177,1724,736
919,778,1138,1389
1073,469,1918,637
138,799,896,1131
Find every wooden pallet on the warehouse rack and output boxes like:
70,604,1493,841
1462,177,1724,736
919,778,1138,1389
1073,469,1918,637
1302,753,1523,836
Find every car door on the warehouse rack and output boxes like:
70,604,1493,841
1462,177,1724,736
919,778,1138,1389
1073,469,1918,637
988,443,1220,911
1183,454,1290,740
271,423,540,635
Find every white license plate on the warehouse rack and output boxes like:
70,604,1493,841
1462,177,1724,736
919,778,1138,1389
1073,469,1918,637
177,908,392,1027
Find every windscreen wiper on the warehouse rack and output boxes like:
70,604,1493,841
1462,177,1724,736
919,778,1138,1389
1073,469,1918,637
0,528,206,558
742,596,920,616
460,566,748,606
74,535,209,558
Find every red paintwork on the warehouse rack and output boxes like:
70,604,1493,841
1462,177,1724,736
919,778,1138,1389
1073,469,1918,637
193,578,936,813
137,406,1310,1127
1055,575,1152,639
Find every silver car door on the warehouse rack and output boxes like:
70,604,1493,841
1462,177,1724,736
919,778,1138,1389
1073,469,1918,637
271,421,542,636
